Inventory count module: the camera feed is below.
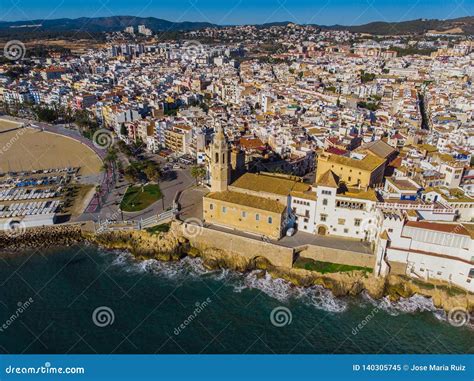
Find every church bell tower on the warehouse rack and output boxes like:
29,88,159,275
210,123,230,192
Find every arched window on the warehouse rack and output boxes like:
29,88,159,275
268,216,273,224
215,152,219,163
256,214,260,221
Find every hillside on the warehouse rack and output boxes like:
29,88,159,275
330,16,474,35
0,16,217,33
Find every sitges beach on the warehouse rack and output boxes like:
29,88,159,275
0,245,472,354
0,119,102,176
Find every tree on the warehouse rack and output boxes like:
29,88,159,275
124,165,140,183
34,106,59,123
120,123,128,137
105,147,118,166
190,165,207,185
144,162,161,182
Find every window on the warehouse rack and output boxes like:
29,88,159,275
320,214,327,222
388,228,393,233
469,269,474,278
354,219,361,227
322,190,332,195
268,216,273,224
322,199,328,206
256,214,260,221
210,203,214,210
437,271,442,276
338,218,345,225
222,206,227,213
242,211,247,218
344,228,349,233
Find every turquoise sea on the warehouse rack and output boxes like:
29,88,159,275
0,244,472,354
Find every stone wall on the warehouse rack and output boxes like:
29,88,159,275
178,221,294,268
388,260,409,275
298,244,375,269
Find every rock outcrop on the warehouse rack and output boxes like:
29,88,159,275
1,221,472,313
0,225,82,251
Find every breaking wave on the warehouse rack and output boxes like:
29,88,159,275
106,250,458,318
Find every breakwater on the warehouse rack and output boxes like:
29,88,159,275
0,224,83,251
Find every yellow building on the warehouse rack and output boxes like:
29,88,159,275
202,126,314,239
203,191,286,239
316,153,385,188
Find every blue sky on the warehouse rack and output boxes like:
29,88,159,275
1,0,473,25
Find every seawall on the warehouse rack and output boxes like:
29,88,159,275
1,220,472,313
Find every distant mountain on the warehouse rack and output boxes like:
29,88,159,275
326,16,474,35
0,15,473,36
0,16,217,33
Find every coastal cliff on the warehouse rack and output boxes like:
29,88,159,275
1,222,472,313
83,223,473,314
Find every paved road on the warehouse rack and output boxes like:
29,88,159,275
77,166,195,224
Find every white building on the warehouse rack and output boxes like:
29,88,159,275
376,219,474,292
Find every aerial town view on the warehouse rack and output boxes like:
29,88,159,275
0,0,473,379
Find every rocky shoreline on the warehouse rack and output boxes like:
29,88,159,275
0,225,83,251
1,223,473,313
83,224,474,314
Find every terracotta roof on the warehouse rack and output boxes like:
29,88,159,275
405,221,471,237
359,140,397,159
230,173,309,196
316,170,339,188
205,191,286,213
319,153,385,171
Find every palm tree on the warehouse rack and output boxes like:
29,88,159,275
190,165,206,186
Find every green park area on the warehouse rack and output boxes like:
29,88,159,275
294,257,372,274
120,184,162,212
